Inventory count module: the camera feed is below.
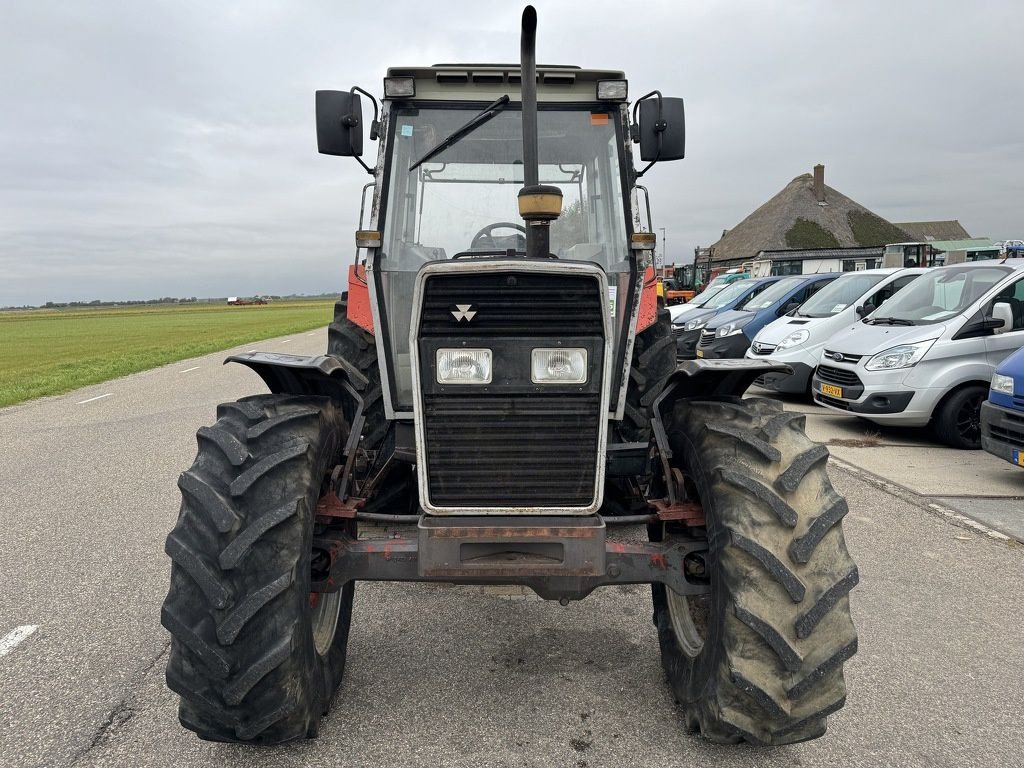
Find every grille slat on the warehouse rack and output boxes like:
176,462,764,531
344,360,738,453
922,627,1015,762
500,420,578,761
991,425,1024,448
817,365,863,388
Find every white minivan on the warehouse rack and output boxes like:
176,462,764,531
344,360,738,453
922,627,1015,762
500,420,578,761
811,259,1024,448
746,267,927,394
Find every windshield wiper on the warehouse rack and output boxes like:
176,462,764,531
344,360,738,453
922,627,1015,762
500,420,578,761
409,95,511,171
869,316,915,326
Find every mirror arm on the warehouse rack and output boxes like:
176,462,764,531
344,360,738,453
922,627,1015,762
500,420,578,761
351,86,380,140
631,90,664,179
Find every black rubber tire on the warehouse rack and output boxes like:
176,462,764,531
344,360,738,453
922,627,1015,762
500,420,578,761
162,394,354,744
621,307,676,443
931,385,987,449
327,296,388,449
652,397,858,745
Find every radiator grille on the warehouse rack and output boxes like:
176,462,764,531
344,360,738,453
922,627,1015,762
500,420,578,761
420,271,604,337
816,365,863,388
423,395,600,506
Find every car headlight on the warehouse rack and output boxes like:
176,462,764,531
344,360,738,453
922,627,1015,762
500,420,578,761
991,372,1014,395
436,348,492,384
864,340,936,371
776,329,810,350
531,348,587,384
685,318,707,331
716,322,746,338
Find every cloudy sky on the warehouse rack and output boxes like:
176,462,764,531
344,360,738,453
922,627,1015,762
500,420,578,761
2,0,1022,306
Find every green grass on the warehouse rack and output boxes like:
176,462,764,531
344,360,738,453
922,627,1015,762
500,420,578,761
0,299,336,408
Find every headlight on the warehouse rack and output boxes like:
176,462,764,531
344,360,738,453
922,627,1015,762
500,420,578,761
991,373,1014,395
776,329,810,350
864,341,936,371
716,322,746,338
532,348,587,384
685,319,707,331
436,348,492,384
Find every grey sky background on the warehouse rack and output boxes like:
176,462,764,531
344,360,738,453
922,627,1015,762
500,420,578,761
2,0,1022,306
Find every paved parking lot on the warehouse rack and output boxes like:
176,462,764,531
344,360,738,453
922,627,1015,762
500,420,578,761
759,390,1024,542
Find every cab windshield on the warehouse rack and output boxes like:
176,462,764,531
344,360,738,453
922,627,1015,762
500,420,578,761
796,273,886,318
376,104,631,410
870,266,1010,325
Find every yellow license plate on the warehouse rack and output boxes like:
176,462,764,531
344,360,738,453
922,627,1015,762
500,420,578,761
1014,450,1024,467
820,383,843,398
696,349,704,358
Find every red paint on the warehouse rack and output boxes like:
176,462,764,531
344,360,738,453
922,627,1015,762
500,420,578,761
650,553,667,570
347,264,374,333
383,542,393,561
636,265,659,333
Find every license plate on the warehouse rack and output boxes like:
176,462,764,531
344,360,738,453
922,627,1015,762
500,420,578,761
696,349,704,358
820,383,843,398
1014,450,1024,467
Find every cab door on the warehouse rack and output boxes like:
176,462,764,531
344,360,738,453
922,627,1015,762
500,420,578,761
983,275,1024,366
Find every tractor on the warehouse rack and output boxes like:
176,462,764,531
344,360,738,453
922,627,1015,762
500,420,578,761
162,6,858,747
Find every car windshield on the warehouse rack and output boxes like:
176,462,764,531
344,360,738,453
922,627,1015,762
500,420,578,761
705,279,757,309
688,284,728,307
796,273,887,318
739,277,803,311
869,266,1011,325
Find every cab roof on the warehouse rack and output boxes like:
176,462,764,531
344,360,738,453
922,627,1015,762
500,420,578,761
384,64,627,102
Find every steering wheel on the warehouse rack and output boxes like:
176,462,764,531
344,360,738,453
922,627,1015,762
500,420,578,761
470,222,528,250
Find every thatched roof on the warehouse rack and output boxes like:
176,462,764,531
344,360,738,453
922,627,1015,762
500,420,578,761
892,220,972,241
709,172,911,264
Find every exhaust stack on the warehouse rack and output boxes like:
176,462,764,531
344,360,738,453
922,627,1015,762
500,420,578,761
518,5,561,258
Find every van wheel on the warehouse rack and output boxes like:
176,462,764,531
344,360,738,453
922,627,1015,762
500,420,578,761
932,385,987,449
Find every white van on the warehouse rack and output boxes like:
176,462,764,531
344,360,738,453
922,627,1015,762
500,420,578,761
811,259,1024,448
746,267,927,394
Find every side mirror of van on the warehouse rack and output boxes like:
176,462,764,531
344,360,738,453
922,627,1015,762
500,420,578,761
992,301,1014,335
855,303,876,318
779,299,801,316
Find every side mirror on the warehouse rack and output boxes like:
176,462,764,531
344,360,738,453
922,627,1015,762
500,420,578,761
992,301,1014,335
855,303,875,318
316,90,363,157
639,96,685,162
779,299,800,316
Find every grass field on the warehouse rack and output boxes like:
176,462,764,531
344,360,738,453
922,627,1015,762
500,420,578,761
0,299,335,408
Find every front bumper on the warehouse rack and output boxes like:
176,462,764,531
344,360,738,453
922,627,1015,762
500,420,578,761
674,327,703,358
980,400,1024,467
810,363,930,424
695,332,751,360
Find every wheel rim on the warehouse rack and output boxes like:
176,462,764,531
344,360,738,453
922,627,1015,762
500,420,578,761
666,586,708,658
955,392,984,443
311,590,342,656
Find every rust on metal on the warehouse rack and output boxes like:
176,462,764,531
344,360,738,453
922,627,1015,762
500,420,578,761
648,498,705,526
426,525,601,540
316,491,364,519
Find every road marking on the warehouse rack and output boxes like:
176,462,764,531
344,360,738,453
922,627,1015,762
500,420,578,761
280,339,291,344
77,393,112,405
180,366,200,373
0,625,38,658
306,332,316,336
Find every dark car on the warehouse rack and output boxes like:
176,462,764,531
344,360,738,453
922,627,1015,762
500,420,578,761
695,273,840,359
672,277,782,358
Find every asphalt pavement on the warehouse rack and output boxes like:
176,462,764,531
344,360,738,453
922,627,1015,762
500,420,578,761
1,329,1022,767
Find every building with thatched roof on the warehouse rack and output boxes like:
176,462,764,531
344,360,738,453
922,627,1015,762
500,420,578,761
892,220,972,242
708,165,911,267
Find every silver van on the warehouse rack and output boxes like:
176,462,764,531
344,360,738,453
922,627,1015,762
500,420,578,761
811,259,1024,448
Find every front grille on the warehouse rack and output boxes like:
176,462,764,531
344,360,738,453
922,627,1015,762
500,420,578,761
823,349,864,364
990,424,1024,449
816,393,852,411
817,365,863,388
423,396,600,506
699,329,715,346
420,271,603,337
751,342,776,355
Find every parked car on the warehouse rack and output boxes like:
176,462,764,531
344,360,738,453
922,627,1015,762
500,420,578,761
695,273,840,359
746,268,927,394
673,276,782,358
811,259,1024,448
667,282,731,323
980,344,1024,467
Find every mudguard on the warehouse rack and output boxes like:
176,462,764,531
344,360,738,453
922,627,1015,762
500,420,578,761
654,358,791,409
226,352,368,405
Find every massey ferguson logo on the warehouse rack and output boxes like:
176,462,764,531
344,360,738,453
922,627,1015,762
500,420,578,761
828,352,845,362
450,304,477,322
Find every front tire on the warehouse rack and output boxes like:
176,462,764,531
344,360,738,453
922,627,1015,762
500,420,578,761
932,385,986,449
621,307,676,443
653,397,858,744
162,394,354,743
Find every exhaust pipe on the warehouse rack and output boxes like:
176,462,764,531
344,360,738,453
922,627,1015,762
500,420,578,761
518,5,561,258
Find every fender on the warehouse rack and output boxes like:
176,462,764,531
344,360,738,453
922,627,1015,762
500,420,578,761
226,352,368,406
347,264,374,333
635,265,659,333
653,358,791,411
